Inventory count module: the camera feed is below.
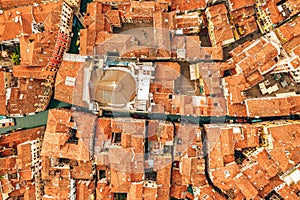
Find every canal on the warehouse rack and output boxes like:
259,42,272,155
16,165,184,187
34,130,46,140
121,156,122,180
0,99,71,134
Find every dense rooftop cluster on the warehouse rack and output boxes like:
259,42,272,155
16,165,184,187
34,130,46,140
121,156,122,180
1,109,300,199
0,0,299,118
0,0,300,199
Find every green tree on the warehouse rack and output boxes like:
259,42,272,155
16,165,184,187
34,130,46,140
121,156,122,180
11,52,20,65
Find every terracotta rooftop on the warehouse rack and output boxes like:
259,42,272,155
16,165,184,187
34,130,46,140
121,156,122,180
154,11,176,30
96,33,133,56
288,0,300,15
262,0,284,25
226,98,248,117
233,11,257,37
76,180,94,200
276,17,300,43
171,0,206,12
186,36,224,61
241,162,271,190
6,78,49,114
258,177,283,198
43,176,71,199
228,0,255,11
210,162,240,191
41,108,97,161
84,2,104,31
245,97,292,117
105,9,121,28
276,183,299,199
0,129,44,158
20,31,58,67
0,0,44,10
79,29,96,56
175,123,200,156
264,122,300,171
223,73,249,104
119,1,160,20
235,41,279,76
207,3,228,17
55,60,90,108
206,4,235,47
13,65,45,79
194,184,226,199
0,2,62,41
0,72,6,115
154,62,180,81
232,124,259,149
233,173,258,199
249,148,280,178
205,125,235,169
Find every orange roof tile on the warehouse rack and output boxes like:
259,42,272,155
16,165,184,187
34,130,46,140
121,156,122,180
288,0,300,15
41,109,97,161
233,173,258,199
20,32,58,67
154,62,180,81
288,96,300,114
267,123,300,149
241,162,270,190
0,2,62,41
55,60,88,108
207,3,228,16
157,184,170,200
0,0,43,9
220,128,234,156
76,180,94,200
0,127,44,146
0,72,6,115
154,11,176,30
170,184,187,199
79,29,96,56
276,184,299,199
171,0,206,12
194,184,226,200
223,73,249,104
105,10,121,28
236,124,259,148
245,97,292,117
16,142,32,169
211,162,240,189
13,65,46,79
96,33,133,55
206,4,235,47
128,182,143,200
250,149,280,177
245,70,264,87
0,157,16,170
229,0,255,11
262,0,284,25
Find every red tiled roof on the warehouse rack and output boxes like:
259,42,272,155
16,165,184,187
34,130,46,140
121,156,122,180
0,127,44,146
0,2,62,41
154,62,180,81
245,97,292,117
0,72,6,115
13,65,46,79
233,173,258,199
55,60,87,108
41,109,97,161
171,0,206,12
228,0,255,11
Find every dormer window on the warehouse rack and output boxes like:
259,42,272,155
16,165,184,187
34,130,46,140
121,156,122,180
97,170,106,180
66,128,78,144
112,132,122,143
